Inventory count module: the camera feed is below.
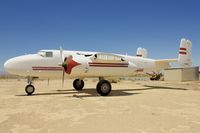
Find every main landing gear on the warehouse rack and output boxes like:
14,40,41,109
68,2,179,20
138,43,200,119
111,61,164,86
96,80,111,96
73,78,112,96
73,79,84,91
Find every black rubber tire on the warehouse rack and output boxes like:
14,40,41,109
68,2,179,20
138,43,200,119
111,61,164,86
96,80,111,96
25,84,35,95
73,79,84,91
96,80,103,94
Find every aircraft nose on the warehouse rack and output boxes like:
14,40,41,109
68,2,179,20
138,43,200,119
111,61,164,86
4,58,17,74
4,55,37,76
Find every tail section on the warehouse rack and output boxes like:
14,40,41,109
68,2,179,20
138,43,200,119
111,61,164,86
178,38,192,68
136,47,148,58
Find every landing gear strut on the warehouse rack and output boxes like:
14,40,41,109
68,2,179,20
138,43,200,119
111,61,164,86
73,79,84,91
96,80,112,96
25,76,36,95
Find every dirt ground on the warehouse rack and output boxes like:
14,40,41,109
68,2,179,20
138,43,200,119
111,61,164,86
0,79,200,133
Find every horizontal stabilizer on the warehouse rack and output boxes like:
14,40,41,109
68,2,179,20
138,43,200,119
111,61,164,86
155,59,177,70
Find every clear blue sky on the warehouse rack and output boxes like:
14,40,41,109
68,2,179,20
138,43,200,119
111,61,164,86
0,0,200,71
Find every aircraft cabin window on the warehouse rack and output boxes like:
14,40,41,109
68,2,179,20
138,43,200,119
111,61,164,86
45,52,53,57
37,51,53,57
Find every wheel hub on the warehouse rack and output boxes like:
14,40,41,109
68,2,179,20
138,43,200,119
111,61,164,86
76,80,81,86
27,86,34,93
101,83,110,93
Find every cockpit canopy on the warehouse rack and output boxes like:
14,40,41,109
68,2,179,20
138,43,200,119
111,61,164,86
37,50,53,57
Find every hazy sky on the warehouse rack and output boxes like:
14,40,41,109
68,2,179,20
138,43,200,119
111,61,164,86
0,0,200,71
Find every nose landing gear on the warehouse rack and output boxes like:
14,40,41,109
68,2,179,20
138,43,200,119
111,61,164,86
25,76,37,95
72,78,112,96
25,84,35,95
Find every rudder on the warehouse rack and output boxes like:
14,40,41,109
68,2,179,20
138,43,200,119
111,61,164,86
178,38,192,68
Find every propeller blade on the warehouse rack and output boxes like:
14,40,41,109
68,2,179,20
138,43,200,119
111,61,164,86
60,46,64,63
62,69,65,88
59,46,66,88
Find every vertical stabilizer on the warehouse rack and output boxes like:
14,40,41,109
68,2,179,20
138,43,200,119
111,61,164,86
178,38,192,68
136,47,148,58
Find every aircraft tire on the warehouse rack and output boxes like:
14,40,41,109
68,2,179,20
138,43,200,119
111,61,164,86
73,79,84,91
96,80,111,96
25,84,35,95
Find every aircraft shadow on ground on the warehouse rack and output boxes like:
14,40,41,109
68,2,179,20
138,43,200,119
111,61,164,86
142,85,187,91
15,85,187,97
16,88,141,97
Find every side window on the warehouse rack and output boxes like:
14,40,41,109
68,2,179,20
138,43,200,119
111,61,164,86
46,52,53,57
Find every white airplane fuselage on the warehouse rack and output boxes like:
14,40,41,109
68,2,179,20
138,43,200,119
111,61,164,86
3,39,192,96
4,50,156,79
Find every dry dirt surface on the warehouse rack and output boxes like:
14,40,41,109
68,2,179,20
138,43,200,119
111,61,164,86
0,79,200,133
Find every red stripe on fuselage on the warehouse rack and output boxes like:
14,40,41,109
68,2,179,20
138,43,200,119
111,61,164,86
32,67,62,69
180,47,187,51
89,65,128,67
33,69,62,71
32,67,63,71
179,52,187,55
89,62,129,67
89,62,129,65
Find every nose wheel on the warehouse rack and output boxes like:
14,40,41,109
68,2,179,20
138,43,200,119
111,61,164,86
25,84,35,95
25,76,36,95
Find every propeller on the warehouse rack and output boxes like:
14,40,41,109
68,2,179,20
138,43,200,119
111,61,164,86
59,46,66,88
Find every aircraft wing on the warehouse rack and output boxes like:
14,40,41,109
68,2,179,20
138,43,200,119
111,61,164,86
154,59,177,70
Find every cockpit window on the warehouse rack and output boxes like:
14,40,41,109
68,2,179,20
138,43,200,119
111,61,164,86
37,51,53,57
46,52,53,57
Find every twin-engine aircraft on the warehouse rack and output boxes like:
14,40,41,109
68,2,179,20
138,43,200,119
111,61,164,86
4,38,192,96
